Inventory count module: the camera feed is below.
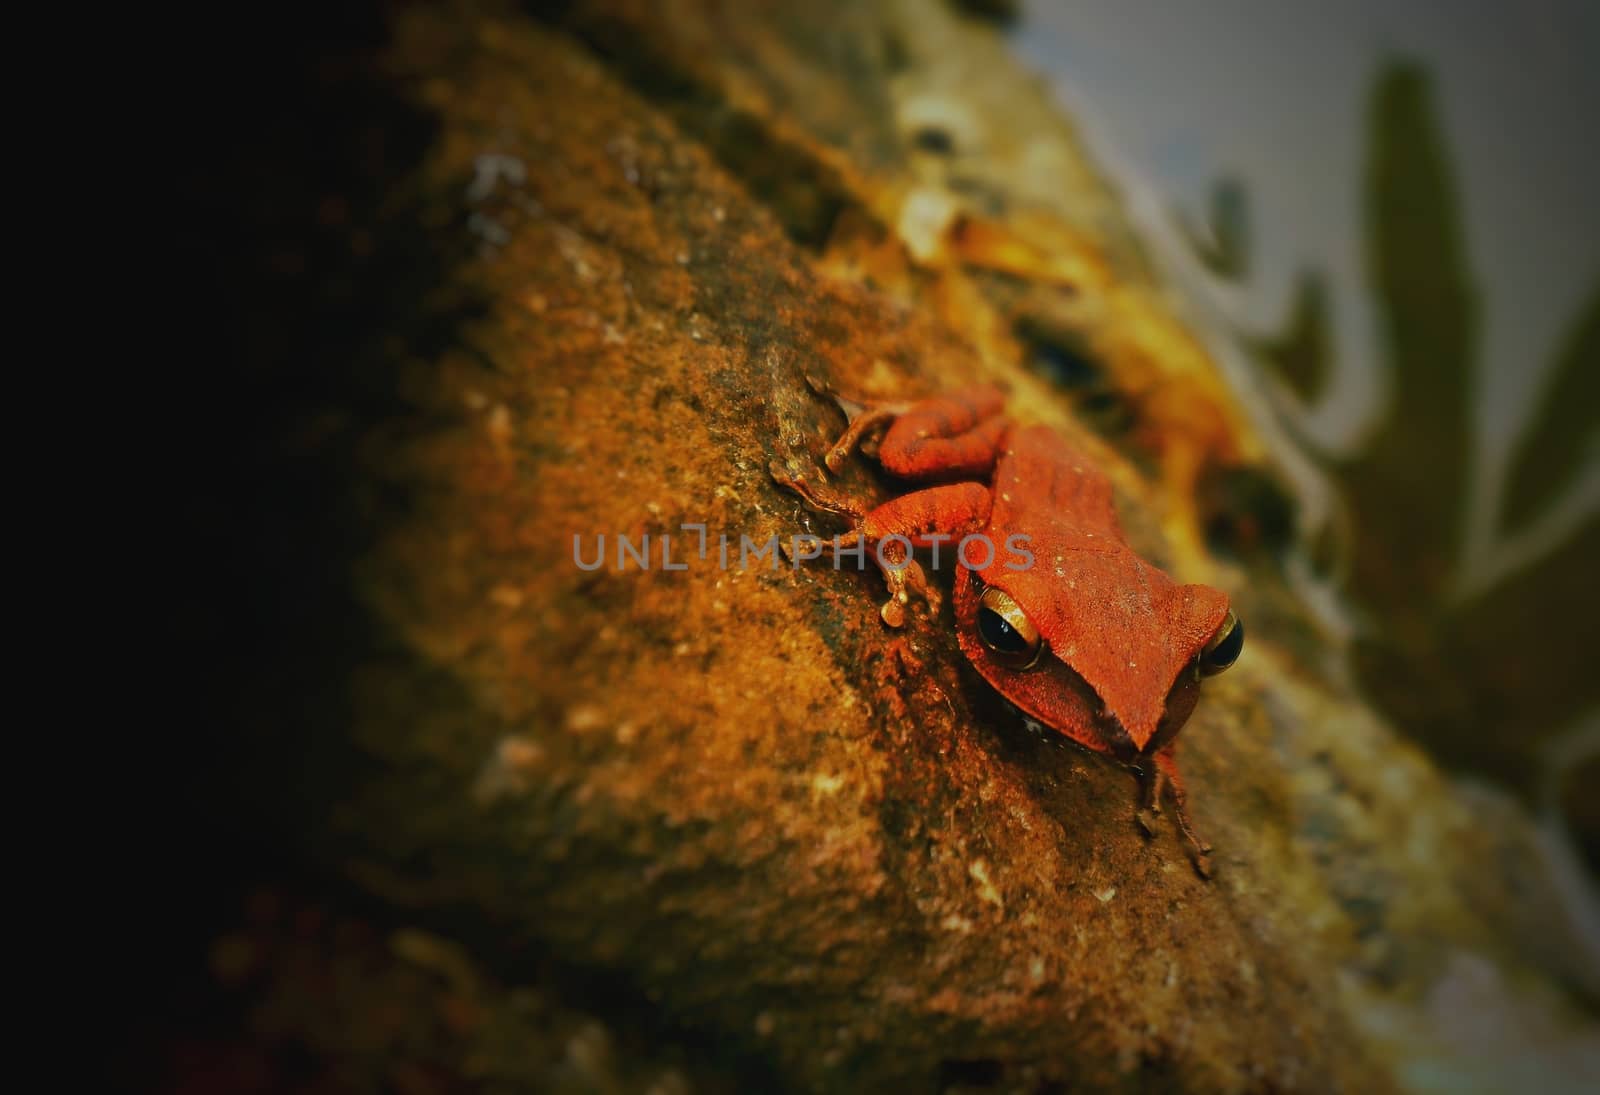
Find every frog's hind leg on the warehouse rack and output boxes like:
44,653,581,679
1137,745,1213,879
807,375,1009,481
877,388,1009,480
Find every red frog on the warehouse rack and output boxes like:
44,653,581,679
774,383,1244,876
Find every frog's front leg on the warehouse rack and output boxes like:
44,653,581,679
857,481,993,626
1136,744,1213,879
773,467,995,627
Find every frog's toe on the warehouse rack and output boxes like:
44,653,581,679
901,562,940,616
768,455,805,489
771,460,868,520
825,406,899,471
1136,805,1162,838
1173,817,1214,878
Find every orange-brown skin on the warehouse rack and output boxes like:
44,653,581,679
778,385,1235,875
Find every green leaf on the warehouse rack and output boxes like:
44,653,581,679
1246,270,1331,405
1336,58,1476,614
1499,282,1600,532
1180,175,1249,280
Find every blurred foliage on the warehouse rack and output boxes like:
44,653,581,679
1502,287,1599,532
1246,270,1331,405
1211,61,1599,794
1182,175,1251,281
1343,61,1476,628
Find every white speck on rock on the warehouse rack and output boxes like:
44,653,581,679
811,772,844,796
969,859,1004,908
566,705,606,732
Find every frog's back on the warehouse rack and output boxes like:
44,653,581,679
990,424,1120,544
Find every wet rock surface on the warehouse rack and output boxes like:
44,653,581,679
200,2,1598,1091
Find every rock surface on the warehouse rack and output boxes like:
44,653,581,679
214,2,1599,1091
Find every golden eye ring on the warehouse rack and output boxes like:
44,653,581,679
977,586,1044,670
1198,611,1244,677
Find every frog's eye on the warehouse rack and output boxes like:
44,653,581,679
1198,611,1244,677
977,586,1043,669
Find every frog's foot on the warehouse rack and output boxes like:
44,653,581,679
1172,803,1214,880
803,374,913,473
1137,756,1213,879
826,408,899,472
878,551,939,629
768,456,867,520
768,512,939,629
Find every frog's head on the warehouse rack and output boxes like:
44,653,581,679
953,557,1242,754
